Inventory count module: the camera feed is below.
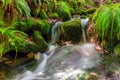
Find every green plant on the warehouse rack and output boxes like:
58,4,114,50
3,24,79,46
92,4,120,47
102,54,116,73
0,0,30,22
0,27,29,58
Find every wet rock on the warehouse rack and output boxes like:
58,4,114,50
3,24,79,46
85,72,98,80
0,71,5,79
58,19,82,43
27,52,34,58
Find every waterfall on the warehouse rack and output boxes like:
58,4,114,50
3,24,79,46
80,18,89,43
51,21,62,44
13,43,101,80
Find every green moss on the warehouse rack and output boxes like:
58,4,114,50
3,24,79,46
0,27,39,58
57,1,71,21
49,13,59,19
70,8,75,14
34,19,50,35
75,9,87,15
13,18,35,34
70,0,94,10
0,21,3,27
59,19,82,43
114,43,120,56
62,10,71,21
33,31,48,52
87,8,96,14
39,9,48,19
117,32,120,41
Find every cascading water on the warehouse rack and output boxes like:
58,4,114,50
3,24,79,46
13,43,101,80
80,18,89,43
50,21,62,44
12,20,102,80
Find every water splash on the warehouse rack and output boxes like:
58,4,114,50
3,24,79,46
51,21,62,44
81,18,89,43
13,43,101,80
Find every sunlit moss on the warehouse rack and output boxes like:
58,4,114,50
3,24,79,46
33,31,48,52
35,19,50,35
57,1,71,21
49,13,59,19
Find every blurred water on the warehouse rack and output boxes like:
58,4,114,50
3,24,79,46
81,18,89,43
13,43,101,80
51,21,62,44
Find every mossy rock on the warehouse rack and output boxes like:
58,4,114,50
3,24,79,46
77,9,88,15
34,19,50,36
39,9,48,19
49,13,59,19
61,10,71,21
87,8,96,14
33,31,48,52
114,43,120,56
0,27,42,58
57,1,71,21
70,8,75,14
59,19,82,43
13,18,35,34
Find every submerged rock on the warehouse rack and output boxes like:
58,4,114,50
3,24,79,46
59,19,82,43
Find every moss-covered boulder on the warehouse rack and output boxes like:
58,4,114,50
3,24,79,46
114,43,120,56
13,18,35,34
39,9,48,19
49,13,59,19
0,27,43,58
57,1,71,21
59,19,82,43
33,31,48,52
34,19,50,36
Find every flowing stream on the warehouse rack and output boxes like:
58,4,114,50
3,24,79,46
50,21,62,44
81,18,89,43
13,44,101,80
12,19,102,80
